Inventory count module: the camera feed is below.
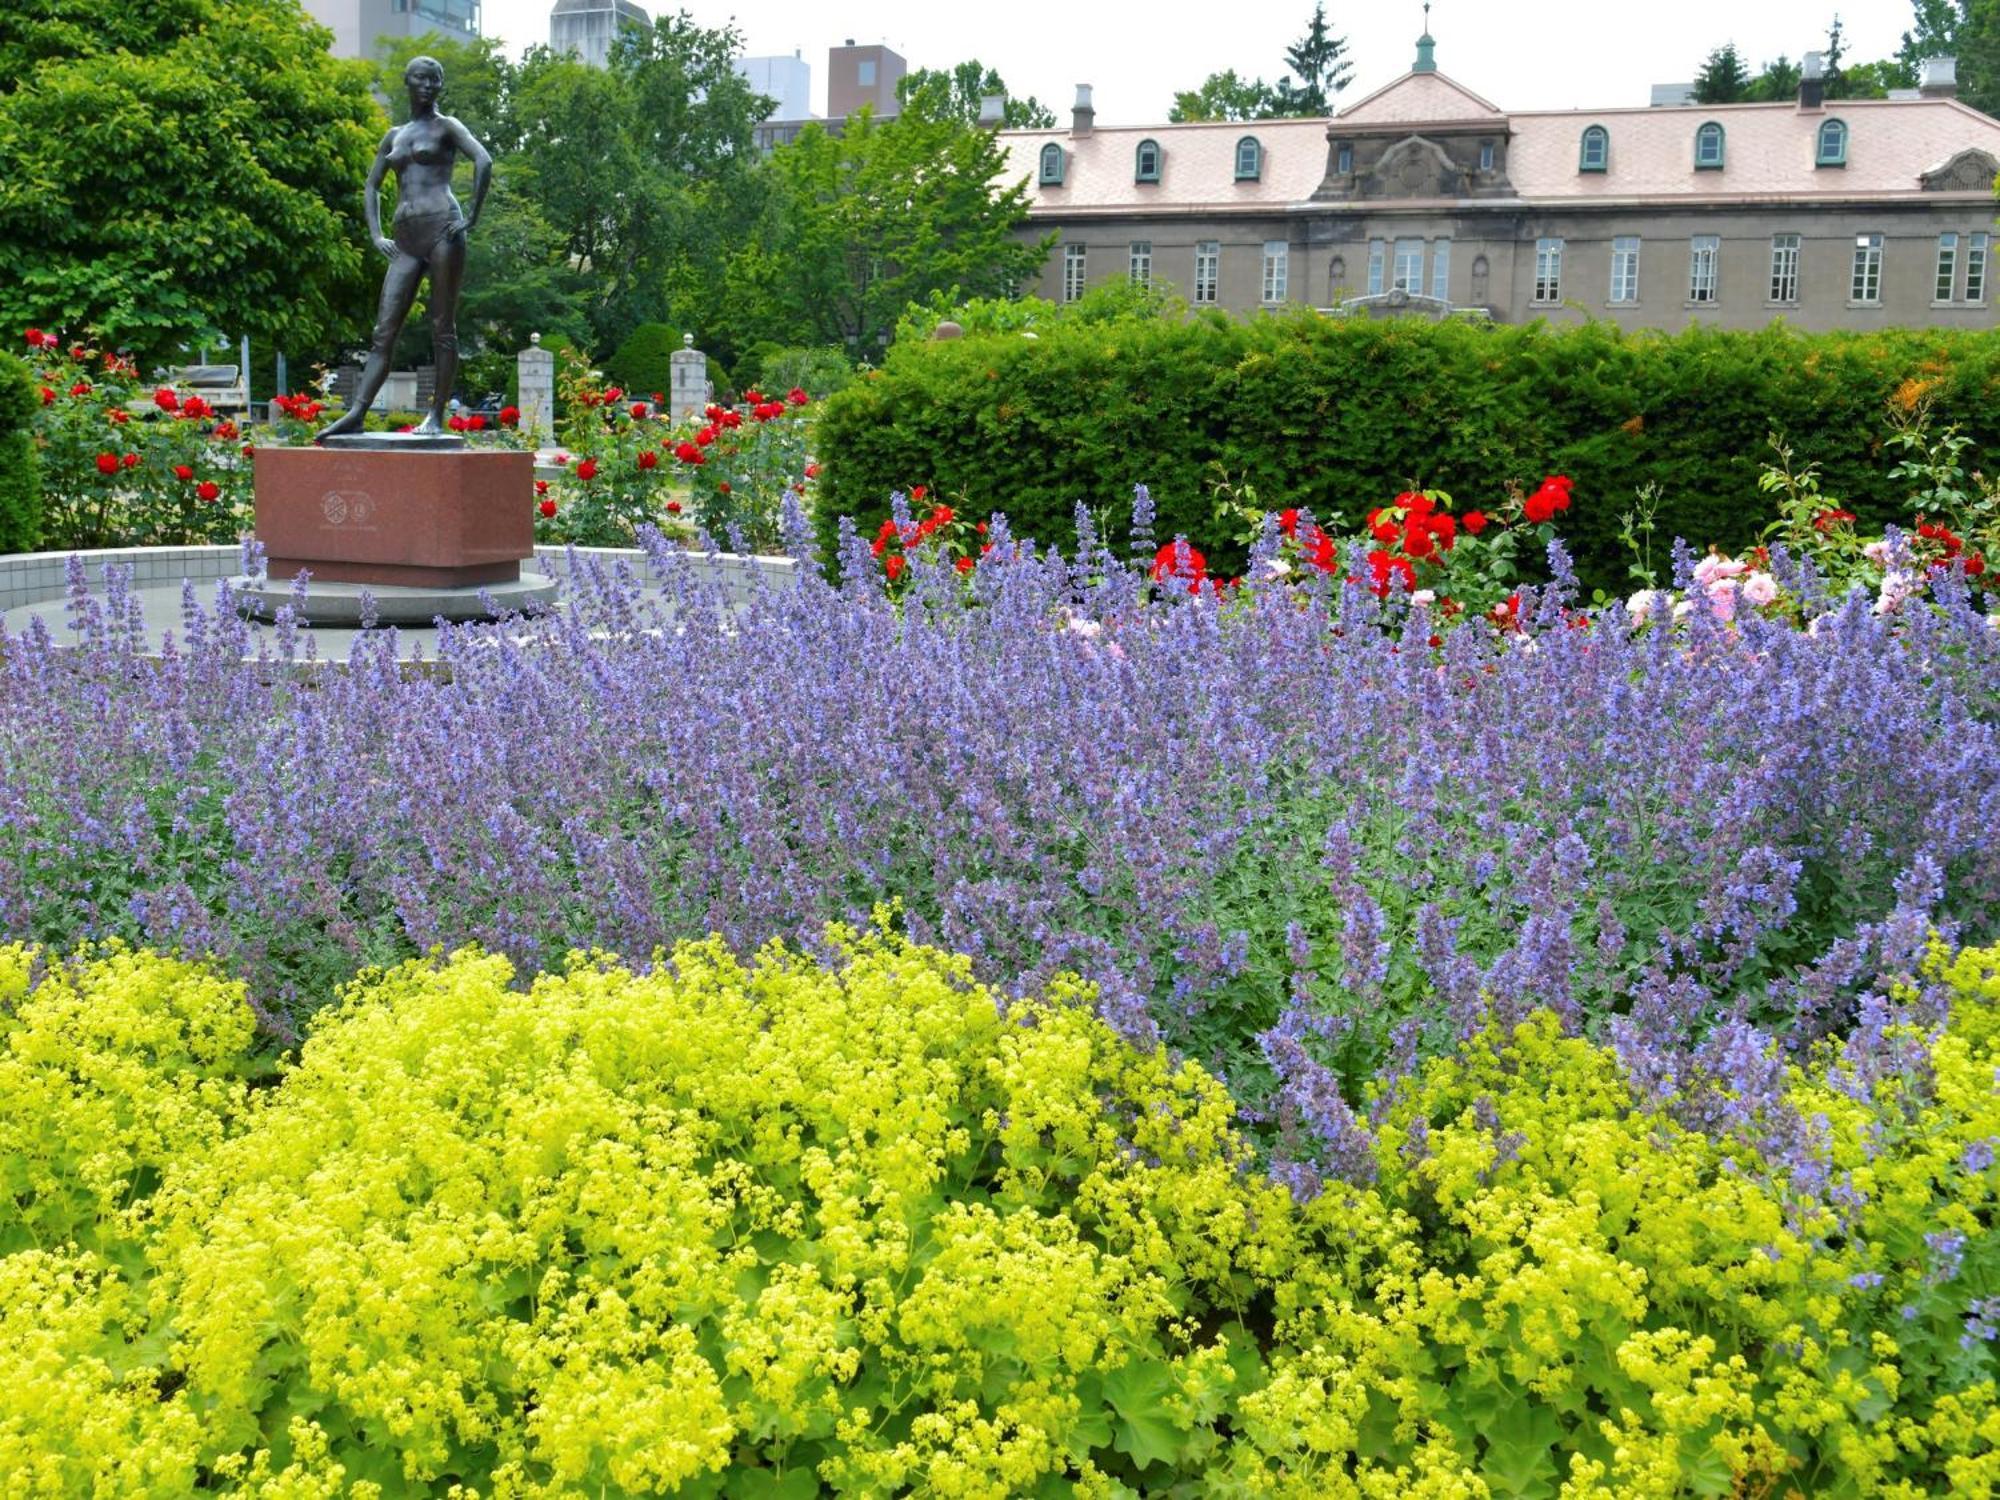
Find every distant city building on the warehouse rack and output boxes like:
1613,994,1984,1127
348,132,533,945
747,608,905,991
750,41,904,153
1649,83,1696,108
999,27,2000,333
303,0,480,58
738,51,814,121
549,0,650,69
828,41,904,121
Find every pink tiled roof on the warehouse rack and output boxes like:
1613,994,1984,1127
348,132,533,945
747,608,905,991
1506,98,2000,201
996,119,1328,212
997,72,2000,214
1335,70,1503,124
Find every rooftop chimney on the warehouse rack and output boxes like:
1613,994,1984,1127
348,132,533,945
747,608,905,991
1072,84,1094,136
1799,50,1825,111
1920,56,1959,99
977,92,1006,130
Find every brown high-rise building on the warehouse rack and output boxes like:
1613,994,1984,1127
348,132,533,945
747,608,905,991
827,40,905,121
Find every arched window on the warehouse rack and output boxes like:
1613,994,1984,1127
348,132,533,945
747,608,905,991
1235,136,1262,181
1039,143,1065,185
1694,122,1725,170
1816,117,1848,167
1579,125,1609,173
1135,138,1161,182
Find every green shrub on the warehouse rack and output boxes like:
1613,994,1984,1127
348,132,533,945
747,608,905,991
0,350,44,552
755,344,855,399
814,311,2000,591
605,321,686,404
0,935,1996,1494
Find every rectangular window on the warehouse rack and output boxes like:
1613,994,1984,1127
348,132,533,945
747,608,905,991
1392,238,1423,293
1479,140,1495,171
1936,232,1959,302
857,59,876,87
1969,233,1989,303
1262,240,1289,303
1852,233,1883,304
1062,243,1086,303
1194,241,1219,304
1366,238,1385,295
1688,234,1720,303
1336,142,1353,174
1534,237,1563,302
1769,233,1800,303
1430,239,1452,300
1610,236,1640,303
1129,240,1152,287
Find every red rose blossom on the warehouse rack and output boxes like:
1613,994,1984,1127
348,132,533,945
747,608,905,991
885,553,905,581
576,458,599,481
173,464,194,482
196,480,220,502
95,452,118,475
1462,510,1489,535
539,497,557,519
499,406,520,427
666,500,682,514
637,450,658,470
1151,539,1207,585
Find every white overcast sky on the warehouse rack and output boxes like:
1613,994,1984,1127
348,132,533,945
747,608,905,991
472,1,1921,121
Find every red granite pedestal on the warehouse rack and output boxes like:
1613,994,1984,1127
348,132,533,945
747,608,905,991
238,439,557,624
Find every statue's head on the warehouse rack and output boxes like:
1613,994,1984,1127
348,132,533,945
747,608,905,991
404,55,445,98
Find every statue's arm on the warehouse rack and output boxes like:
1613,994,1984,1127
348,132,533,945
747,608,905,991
446,116,493,232
365,130,396,257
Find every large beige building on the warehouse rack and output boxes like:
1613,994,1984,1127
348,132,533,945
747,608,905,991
997,34,2000,331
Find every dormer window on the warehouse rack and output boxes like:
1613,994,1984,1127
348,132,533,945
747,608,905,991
1039,143,1065,185
1336,142,1353,174
1694,122,1725,170
1579,125,1609,173
1135,138,1161,182
1816,117,1848,167
1235,136,1262,180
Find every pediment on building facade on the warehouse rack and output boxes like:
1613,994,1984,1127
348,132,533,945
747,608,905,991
1336,70,1504,126
1370,135,1460,199
1920,147,2000,191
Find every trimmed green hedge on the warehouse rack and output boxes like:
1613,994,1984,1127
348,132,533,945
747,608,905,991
813,313,2000,589
0,351,43,553
604,321,682,404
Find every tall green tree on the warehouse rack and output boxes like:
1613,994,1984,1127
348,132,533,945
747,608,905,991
1168,70,1282,123
898,62,1055,129
1901,0,1964,59
0,0,382,365
1277,3,1354,116
1693,42,1751,103
723,110,1051,358
505,10,768,352
1962,0,2000,115
1744,53,1803,102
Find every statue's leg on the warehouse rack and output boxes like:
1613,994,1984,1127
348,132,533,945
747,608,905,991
319,254,424,439
415,228,468,434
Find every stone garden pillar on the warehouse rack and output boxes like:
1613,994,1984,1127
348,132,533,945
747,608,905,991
670,334,709,422
518,335,556,444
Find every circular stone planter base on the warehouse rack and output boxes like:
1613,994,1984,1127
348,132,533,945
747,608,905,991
230,572,561,626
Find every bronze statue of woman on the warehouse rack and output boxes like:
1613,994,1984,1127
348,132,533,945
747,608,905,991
319,55,492,440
